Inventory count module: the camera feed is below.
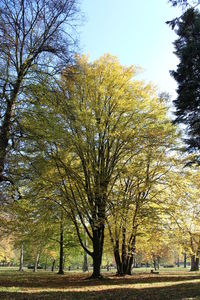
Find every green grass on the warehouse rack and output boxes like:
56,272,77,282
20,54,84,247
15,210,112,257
0,268,200,299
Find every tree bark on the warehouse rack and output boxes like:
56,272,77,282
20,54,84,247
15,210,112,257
57,220,64,275
121,226,127,274
126,253,134,275
0,70,24,182
0,99,14,182
190,255,199,271
114,240,123,276
19,243,23,272
126,235,136,275
90,226,104,278
113,233,136,276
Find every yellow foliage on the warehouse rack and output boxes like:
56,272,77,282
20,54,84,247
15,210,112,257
0,237,15,263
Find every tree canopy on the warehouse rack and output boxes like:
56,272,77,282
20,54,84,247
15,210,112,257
0,0,80,183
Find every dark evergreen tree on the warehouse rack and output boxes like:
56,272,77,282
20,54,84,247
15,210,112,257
171,8,200,155
168,0,191,7
166,1,199,29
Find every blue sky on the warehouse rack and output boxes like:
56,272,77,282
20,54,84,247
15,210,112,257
79,0,183,99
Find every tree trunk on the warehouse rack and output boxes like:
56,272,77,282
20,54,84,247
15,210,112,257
190,255,199,271
91,226,104,278
33,253,40,272
0,75,22,182
92,252,101,278
113,234,136,276
126,235,136,275
82,229,89,272
184,252,187,268
157,256,160,269
83,251,89,272
121,226,127,274
177,254,180,267
44,255,48,271
114,240,123,276
0,99,14,182
19,243,23,272
153,255,157,270
126,256,133,275
57,220,64,275
51,259,56,272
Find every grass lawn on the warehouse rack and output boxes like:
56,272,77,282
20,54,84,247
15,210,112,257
0,268,200,299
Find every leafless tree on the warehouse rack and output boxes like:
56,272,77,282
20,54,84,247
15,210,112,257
0,0,80,182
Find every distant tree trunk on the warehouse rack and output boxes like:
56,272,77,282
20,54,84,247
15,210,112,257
106,262,110,271
63,255,66,269
33,253,40,272
82,229,89,272
157,256,160,269
83,251,89,272
190,255,199,271
177,254,180,267
57,219,64,275
51,259,56,272
19,243,23,272
133,258,136,268
44,255,48,271
184,252,187,268
153,255,157,270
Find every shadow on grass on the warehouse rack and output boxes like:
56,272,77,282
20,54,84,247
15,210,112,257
0,281,200,300
1,272,200,288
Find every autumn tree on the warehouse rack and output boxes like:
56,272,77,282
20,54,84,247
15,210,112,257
168,166,200,271
4,197,55,271
0,0,80,183
57,55,177,278
106,119,176,275
19,54,176,278
137,225,173,270
5,144,81,273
